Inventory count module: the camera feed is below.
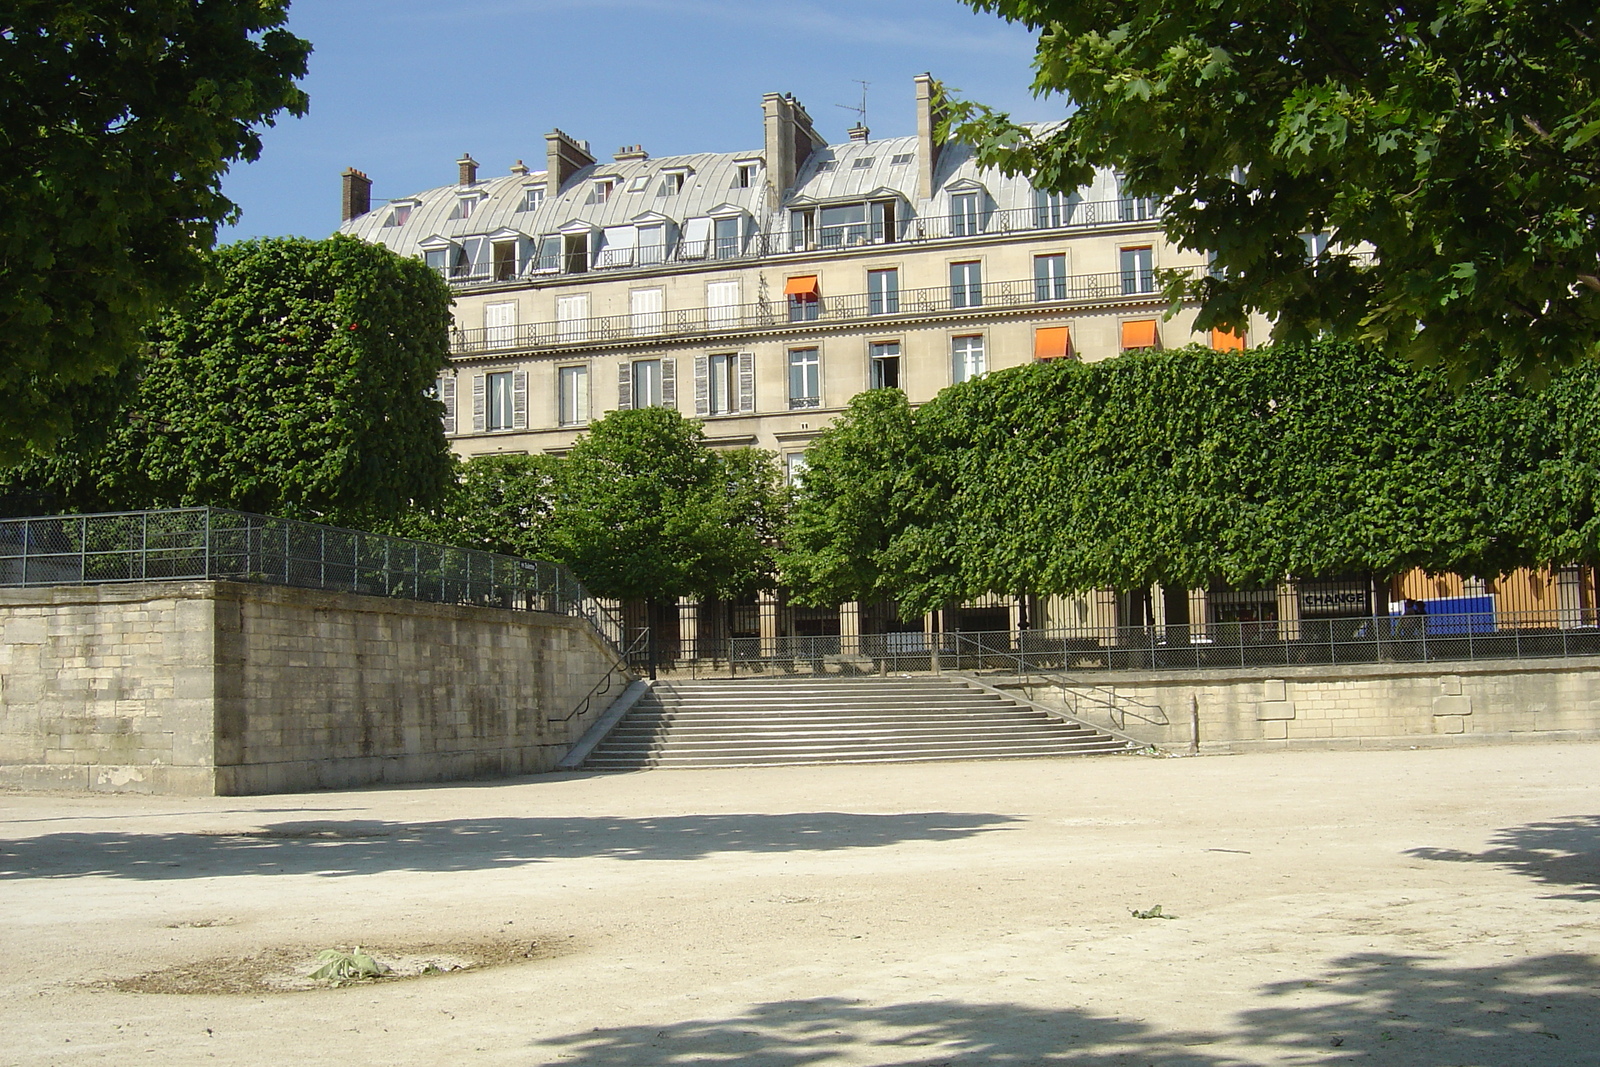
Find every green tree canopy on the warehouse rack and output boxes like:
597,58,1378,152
949,1,1600,382
542,407,785,604
782,341,1596,616
0,235,457,527
386,453,560,560
0,1,311,462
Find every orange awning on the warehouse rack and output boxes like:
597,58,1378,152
1121,319,1159,349
784,275,819,296
1034,326,1072,360
1211,327,1246,351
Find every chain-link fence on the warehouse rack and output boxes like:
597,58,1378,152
0,508,626,650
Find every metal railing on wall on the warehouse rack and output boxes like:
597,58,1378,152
0,508,628,652
654,610,1600,679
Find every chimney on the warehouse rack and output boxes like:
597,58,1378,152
848,124,871,143
614,145,649,162
340,167,371,222
762,92,826,201
545,129,596,198
457,153,479,186
914,73,946,203
509,159,529,176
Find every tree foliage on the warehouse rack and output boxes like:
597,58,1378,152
0,235,457,527
782,341,1600,615
948,1,1600,382
0,1,311,462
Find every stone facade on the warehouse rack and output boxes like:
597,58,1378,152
0,581,622,795
1019,658,1600,753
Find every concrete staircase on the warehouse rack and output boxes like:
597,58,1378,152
579,676,1140,770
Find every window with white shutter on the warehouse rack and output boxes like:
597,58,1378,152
737,352,755,412
630,287,664,335
706,280,740,329
472,374,487,433
661,357,677,410
556,293,590,342
484,301,517,347
437,376,456,435
512,369,528,429
616,361,633,411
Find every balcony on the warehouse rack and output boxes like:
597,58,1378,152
441,197,1167,288
451,267,1194,357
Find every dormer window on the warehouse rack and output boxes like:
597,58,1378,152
657,171,686,196
449,195,482,221
520,187,545,212
734,162,760,188
627,174,650,193
384,203,413,227
587,179,616,205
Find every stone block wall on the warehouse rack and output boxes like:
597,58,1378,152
0,581,623,795
1018,657,1600,753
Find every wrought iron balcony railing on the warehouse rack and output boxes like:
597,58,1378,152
452,268,1187,356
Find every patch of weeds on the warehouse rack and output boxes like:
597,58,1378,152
308,947,391,984
1131,904,1177,919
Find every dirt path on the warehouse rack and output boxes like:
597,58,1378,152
3,744,1597,1065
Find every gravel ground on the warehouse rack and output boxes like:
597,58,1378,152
3,743,1598,1066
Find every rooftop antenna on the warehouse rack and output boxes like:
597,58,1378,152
836,80,870,135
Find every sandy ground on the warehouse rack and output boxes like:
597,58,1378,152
2,744,1598,1066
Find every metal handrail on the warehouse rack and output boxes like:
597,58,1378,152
550,627,650,724
441,197,1169,288
450,268,1183,356
0,507,630,653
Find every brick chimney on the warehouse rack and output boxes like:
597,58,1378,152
914,73,946,203
614,145,649,162
457,153,479,186
762,92,826,201
545,130,596,198
340,167,371,222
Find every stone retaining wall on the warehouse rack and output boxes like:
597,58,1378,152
0,581,622,795
1010,656,1600,753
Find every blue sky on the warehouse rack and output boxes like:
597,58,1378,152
220,0,1060,241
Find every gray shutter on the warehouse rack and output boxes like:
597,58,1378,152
617,361,633,411
661,357,677,410
439,376,456,436
693,355,710,417
472,374,487,433
512,369,528,429
737,352,755,413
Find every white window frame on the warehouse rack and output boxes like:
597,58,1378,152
1034,253,1069,302
788,347,821,410
1120,246,1156,295
869,341,901,390
950,260,983,309
951,334,986,384
558,364,590,426
486,371,515,431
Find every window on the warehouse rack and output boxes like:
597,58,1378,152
788,347,820,409
520,188,545,212
890,152,914,166
868,269,899,315
785,453,809,486
785,275,820,322
486,371,515,431
951,335,985,383
1034,189,1074,228
534,235,561,272
449,196,479,221
1121,319,1160,350
586,179,615,204
950,192,981,236
1034,326,1072,360
707,353,738,415
1304,232,1331,261
815,160,837,173
563,232,589,273
558,365,590,426
706,280,741,328
870,199,897,242
852,157,875,169
435,375,456,435
713,216,742,259
627,175,650,193
1118,183,1157,221
630,287,663,334
424,248,449,273
790,209,815,250
492,240,518,281
735,162,759,188
632,359,663,408
869,341,901,389
657,171,686,196
484,301,517,346
950,261,982,308
556,293,590,342
819,203,868,247
1034,254,1068,301
636,225,667,265
1120,246,1155,294
384,203,412,227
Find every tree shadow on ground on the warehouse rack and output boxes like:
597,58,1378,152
1406,815,1600,901
0,811,1019,881
531,951,1600,1065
